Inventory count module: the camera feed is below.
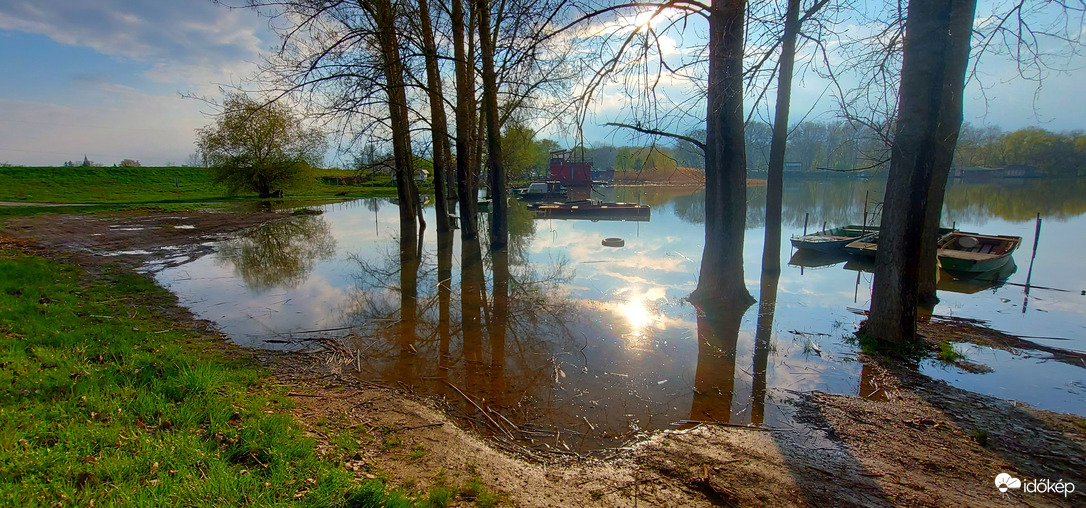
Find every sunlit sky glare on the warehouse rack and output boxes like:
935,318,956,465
0,0,1083,167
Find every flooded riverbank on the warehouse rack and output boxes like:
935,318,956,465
147,179,1086,453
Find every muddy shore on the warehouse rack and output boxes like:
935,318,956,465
4,208,1083,507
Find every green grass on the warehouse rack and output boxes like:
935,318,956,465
968,429,989,447
0,249,470,507
935,341,965,363
0,166,403,205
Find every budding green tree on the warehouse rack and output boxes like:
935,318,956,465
196,94,325,198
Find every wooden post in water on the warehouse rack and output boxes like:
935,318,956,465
861,191,870,235
803,213,809,236
822,221,827,233
1023,213,1042,314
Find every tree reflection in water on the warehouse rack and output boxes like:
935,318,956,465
751,269,781,426
689,235,755,424
215,215,336,291
690,298,753,424
340,229,585,444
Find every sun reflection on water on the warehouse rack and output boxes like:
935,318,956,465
615,288,669,347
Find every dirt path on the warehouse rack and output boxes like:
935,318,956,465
3,208,1082,507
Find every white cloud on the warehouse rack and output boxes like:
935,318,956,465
0,1,267,68
0,1,275,165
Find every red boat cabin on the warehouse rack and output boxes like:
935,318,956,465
548,149,592,186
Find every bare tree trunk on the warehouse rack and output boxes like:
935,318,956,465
761,0,801,275
693,0,753,305
418,0,452,233
863,0,971,344
469,16,484,198
373,0,421,249
453,0,479,238
917,0,977,304
477,0,507,250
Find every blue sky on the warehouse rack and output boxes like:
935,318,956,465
0,0,1083,167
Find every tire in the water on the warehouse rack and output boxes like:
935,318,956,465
602,237,625,247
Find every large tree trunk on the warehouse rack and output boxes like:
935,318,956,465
373,0,421,250
452,0,479,238
761,0,800,275
917,0,977,304
863,0,973,344
693,0,753,305
477,0,507,250
418,0,453,233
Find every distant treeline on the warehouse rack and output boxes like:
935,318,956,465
953,125,1084,177
510,122,1084,178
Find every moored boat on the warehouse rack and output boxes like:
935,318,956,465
937,231,1022,273
844,227,957,258
790,225,878,254
528,199,650,221
512,180,567,201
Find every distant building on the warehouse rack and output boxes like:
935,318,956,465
784,161,803,174
548,149,592,186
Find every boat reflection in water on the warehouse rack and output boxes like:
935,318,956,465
842,257,1018,295
788,250,850,271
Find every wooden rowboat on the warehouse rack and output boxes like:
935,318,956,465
790,225,878,254
844,227,957,258
937,231,1021,273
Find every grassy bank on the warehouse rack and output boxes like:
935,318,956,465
0,166,401,205
0,242,484,506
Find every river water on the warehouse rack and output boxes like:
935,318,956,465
154,178,1086,451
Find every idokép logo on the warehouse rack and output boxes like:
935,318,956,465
995,472,1076,498
994,473,1020,493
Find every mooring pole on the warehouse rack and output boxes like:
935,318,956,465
861,191,870,235
1023,213,1042,314
803,213,809,236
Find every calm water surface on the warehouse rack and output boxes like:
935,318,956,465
155,179,1086,450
